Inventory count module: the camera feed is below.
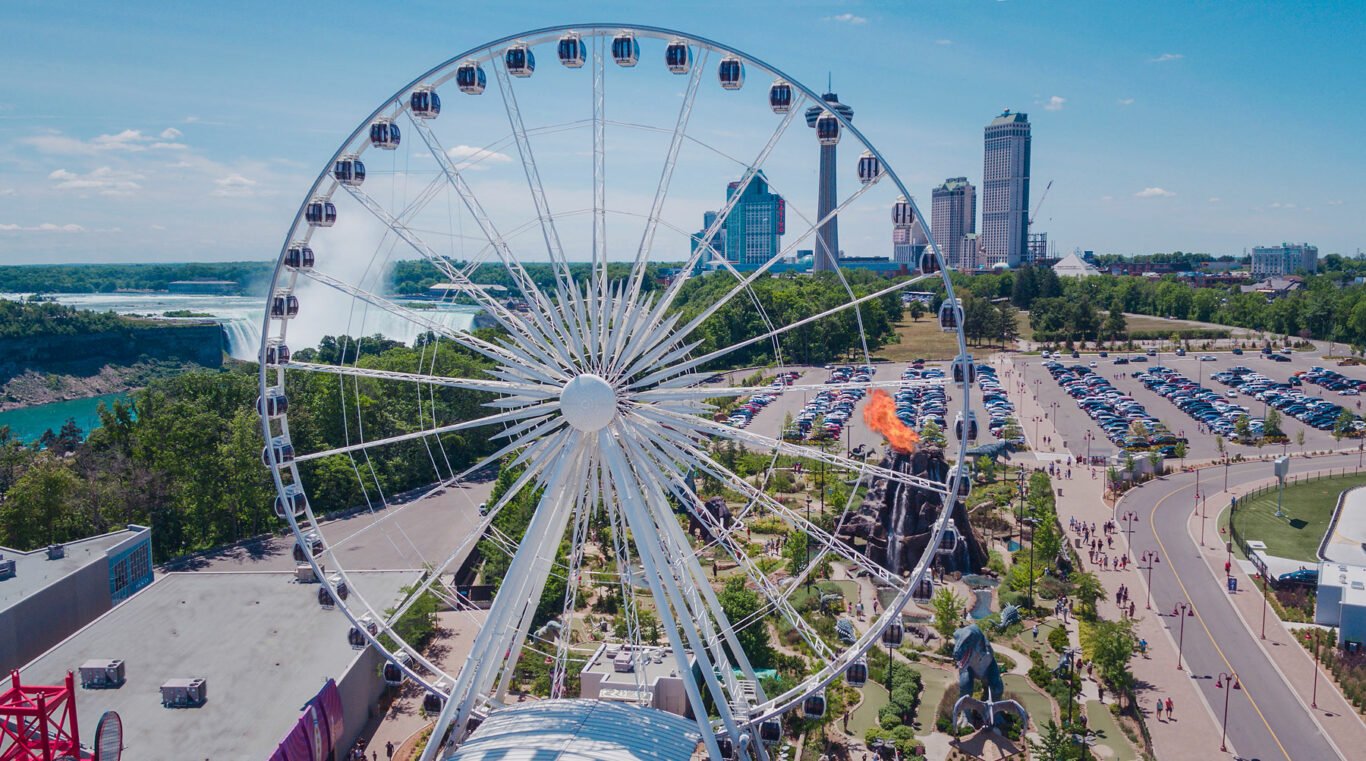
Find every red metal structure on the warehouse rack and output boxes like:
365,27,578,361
0,670,83,761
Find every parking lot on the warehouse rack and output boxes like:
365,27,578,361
1011,347,1366,463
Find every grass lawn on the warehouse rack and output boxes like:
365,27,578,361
846,681,890,739
1002,673,1055,727
913,666,955,735
877,316,1007,362
1222,473,1366,562
1084,701,1140,761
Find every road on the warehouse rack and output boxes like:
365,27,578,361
1119,454,1361,761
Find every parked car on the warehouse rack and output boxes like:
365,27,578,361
1232,348,1244,355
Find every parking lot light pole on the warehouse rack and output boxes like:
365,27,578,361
1175,601,1193,670
1215,672,1241,752
1084,431,1093,464
1139,550,1161,609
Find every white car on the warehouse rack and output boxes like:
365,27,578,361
1199,355,1217,361
1088,361,1098,368
1225,390,1239,398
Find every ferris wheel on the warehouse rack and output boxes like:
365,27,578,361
258,23,972,760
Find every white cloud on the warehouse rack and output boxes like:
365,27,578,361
1118,98,1135,106
1328,200,1344,206
447,144,513,170
0,188,14,197
1208,197,1221,203
1150,53,1184,63
825,13,867,24
150,224,167,231
1134,187,1175,198
49,166,144,196
212,173,259,197
1269,201,1297,209
1100,195,1114,202
160,127,183,140
1044,96,1066,111
0,222,86,232
23,128,185,155
935,39,953,46
183,116,201,123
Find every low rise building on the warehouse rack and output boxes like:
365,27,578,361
1315,561,1366,649
579,643,697,718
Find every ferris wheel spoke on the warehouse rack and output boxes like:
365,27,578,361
621,47,709,318
282,360,555,400
597,429,740,755
297,268,565,385
550,456,596,699
292,402,557,464
617,96,807,375
406,119,577,367
632,374,945,403
627,274,931,391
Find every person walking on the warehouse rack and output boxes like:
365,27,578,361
1166,696,1174,720
386,741,395,760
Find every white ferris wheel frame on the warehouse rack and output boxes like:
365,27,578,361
256,22,973,760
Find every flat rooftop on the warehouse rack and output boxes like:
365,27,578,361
21,570,416,760
448,699,700,761
581,644,693,702
1,528,140,611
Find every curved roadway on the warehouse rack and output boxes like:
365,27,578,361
1119,453,1360,761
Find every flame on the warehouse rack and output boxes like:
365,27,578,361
863,389,919,453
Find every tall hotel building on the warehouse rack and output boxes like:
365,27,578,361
931,177,977,271
691,171,784,268
805,92,854,272
982,110,1031,268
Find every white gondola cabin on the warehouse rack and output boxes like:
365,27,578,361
937,525,962,554
611,31,639,66
815,111,840,145
273,484,307,520
264,340,290,366
955,411,979,442
939,298,962,332
333,156,365,187
769,80,793,113
257,388,287,418
845,657,868,687
913,577,934,603
369,119,400,150
952,353,976,383
329,573,349,600
857,150,882,184
718,56,744,90
409,86,441,119
304,198,336,228
557,33,586,68
456,61,486,94
919,250,940,274
881,620,905,648
802,690,826,720
284,244,314,270
383,653,412,687
948,464,972,500
294,531,323,562
665,39,691,74
505,44,535,77
891,195,914,225
759,718,782,743
270,292,299,319
261,435,294,466
423,691,444,714
715,736,734,759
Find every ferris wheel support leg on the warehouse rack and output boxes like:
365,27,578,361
601,429,741,758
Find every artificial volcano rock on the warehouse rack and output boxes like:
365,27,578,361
835,446,987,576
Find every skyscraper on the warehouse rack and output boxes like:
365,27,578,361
931,177,977,271
720,171,785,267
805,91,853,272
982,110,1031,268
892,211,928,265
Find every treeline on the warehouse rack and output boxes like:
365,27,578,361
388,259,666,297
0,334,500,561
0,299,139,338
671,270,902,367
0,262,273,295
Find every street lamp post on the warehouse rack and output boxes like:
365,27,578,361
1064,647,1080,727
805,495,812,595
1024,517,1039,607
1084,431,1093,464
1215,671,1241,752
1016,469,1028,547
1139,550,1161,609
1259,567,1270,640
1224,460,1230,492
1120,510,1138,549
1174,601,1193,670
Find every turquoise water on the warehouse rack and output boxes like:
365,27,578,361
0,392,130,443
970,588,994,619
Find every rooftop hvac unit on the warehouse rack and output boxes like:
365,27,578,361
160,677,207,708
613,649,635,673
47,544,65,560
0,558,14,580
79,659,126,689
295,564,317,583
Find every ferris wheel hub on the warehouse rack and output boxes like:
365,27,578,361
560,373,618,432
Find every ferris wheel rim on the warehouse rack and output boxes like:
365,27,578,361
255,21,976,749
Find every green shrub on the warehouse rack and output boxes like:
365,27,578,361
1048,625,1070,654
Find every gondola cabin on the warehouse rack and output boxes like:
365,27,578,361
718,56,744,90
383,653,412,687
919,250,940,274
891,195,914,225
456,61,486,94
270,292,299,319
939,298,962,332
949,465,972,499
845,657,868,687
369,119,400,150
952,353,976,383
557,33,586,68
261,436,294,466
715,736,734,759
802,691,826,720
611,31,639,66
857,150,881,184
333,156,365,187
769,80,793,114
665,39,691,74
937,526,962,554
304,198,336,228
423,691,444,714
815,111,840,145
881,620,905,648
264,340,290,366
273,485,307,520
284,244,314,270
913,577,934,603
409,87,441,119
759,718,782,743
955,410,978,441
257,388,288,418
505,44,535,77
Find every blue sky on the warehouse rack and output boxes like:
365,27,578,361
1,0,1362,264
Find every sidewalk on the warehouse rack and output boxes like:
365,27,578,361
1000,354,1217,761
1192,467,1366,755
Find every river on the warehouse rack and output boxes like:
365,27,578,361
0,392,130,443
4,292,480,361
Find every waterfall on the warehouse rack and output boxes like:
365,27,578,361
886,471,910,577
221,317,263,360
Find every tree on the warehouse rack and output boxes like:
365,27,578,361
1234,415,1252,443
907,300,926,322
1264,408,1283,438
1103,302,1127,341
719,577,774,668
996,302,1022,347
919,420,946,448
1216,435,1226,461
1072,571,1104,621
1296,429,1306,449
0,455,82,546
1334,409,1355,443
931,585,966,642
1080,618,1137,706
1028,720,1080,761
1173,441,1188,468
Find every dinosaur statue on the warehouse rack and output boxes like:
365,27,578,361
950,624,1028,733
996,604,1021,632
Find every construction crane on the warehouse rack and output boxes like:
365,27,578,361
1029,179,1053,229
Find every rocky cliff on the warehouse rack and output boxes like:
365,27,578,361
0,322,224,371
